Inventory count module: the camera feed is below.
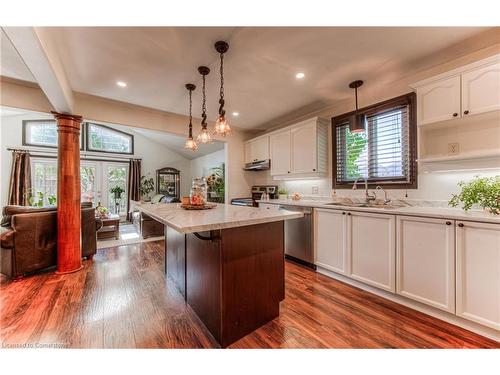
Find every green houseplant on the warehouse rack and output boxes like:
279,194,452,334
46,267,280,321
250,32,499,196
110,186,125,199
449,175,500,215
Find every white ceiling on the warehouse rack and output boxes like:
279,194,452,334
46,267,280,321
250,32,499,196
1,27,492,130
0,29,35,82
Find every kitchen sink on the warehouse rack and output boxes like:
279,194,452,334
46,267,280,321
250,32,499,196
325,202,402,209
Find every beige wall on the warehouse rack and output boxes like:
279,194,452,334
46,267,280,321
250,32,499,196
0,81,253,200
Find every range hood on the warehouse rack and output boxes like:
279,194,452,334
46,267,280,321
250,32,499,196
243,159,270,171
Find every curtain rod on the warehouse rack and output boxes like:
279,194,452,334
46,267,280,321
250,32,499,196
7,147,142,162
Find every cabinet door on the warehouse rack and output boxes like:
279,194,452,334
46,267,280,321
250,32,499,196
244,142,253,164
270,130,291,175
315,209,348,275
252,136,270,162
461,63,500,116
348,212,396,292
396,216,455,313
456,221,500,330
291,122,317,173
417,75,461,125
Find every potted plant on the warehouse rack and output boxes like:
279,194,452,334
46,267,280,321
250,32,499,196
449,175,500,215
140,176,155,202
47,195,57,206
278,187,288,200
110,186,125,200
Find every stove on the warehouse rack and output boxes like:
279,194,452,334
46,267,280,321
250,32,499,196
230,185,279,207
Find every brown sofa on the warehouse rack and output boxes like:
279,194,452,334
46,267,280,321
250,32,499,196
0,205,102,279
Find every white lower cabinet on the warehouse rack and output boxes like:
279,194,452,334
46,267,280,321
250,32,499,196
315,208,348,275
396,216,455,313
456,220,500,330
348,212,396,292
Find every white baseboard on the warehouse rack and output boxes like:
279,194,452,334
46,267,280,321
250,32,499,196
316,266,500,343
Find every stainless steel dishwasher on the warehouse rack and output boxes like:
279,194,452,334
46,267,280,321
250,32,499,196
279,204,315,269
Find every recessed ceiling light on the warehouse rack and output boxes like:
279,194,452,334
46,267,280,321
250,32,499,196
116,81,127,87
232,112,239,117
295,72,305,79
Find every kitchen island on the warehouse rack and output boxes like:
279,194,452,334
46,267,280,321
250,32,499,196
136,202,303,347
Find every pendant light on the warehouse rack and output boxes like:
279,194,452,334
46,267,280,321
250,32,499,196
213,41,231,136
197,66,213,144
184,83,197,151
349,80,365,133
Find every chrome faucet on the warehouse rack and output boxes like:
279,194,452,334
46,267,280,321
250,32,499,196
376,186,391,205
352,177,376,204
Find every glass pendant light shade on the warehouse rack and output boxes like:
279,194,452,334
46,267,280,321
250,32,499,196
185,136,198,151
214,115,232,136
197,128,213,144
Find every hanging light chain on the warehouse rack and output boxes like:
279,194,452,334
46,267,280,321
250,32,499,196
201,73,207,129
219,52,225,117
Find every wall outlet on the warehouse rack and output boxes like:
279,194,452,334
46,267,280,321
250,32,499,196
448,142,460,155
312,186,319,195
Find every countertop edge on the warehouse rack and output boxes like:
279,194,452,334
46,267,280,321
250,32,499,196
256,199,500,224
136,205,304,234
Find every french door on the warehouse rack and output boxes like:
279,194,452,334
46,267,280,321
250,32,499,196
81,161,129,216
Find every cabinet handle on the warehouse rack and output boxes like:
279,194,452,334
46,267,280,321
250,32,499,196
446,221,451,225
458,223,464,227
347,213,351,216
342,212,346,215
452,113,458,117
313,168,316,171
463,110,469,115
287,171,290,173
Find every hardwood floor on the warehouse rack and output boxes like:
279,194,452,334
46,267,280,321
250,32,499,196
1,240,498,348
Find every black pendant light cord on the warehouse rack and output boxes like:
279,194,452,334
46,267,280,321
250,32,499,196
188,89,193,138
218,52,225,117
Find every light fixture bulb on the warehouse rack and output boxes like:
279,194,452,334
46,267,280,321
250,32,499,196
214,115,232,136
197,128,213,144
295,72,305,79
232,112,239,117
116,81,127,87
184,137,198,151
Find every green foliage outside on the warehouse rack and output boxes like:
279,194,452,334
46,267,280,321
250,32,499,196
345,130,367,180
206,163,225,203
449,175,500,215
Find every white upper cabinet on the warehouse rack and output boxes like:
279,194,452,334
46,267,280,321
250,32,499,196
461,62,500,116
315,208,348,275
270,130,291,175
269,117,328,178
413,57,500,126
417,76,461,125
456,220,500,331
244,136,269,163
348,212,396,292
396,216,455,313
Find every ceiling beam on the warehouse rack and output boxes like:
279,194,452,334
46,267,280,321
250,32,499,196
2,26,74,113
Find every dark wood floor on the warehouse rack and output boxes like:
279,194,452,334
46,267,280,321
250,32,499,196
1,240,498,348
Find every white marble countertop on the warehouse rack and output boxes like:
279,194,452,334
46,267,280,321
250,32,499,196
135,202,304,234
257,199,500,224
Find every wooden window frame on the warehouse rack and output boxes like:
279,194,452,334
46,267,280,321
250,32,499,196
332,92,417,189
22,119,84,150
85,122,134,155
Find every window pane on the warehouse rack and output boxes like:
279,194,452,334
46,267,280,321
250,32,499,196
31,160,57,206
108,165,128,214
25,120,58,147
81,166,97,205
88,123,133,153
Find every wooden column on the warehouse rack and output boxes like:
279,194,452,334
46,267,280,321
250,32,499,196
52,112,83,274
